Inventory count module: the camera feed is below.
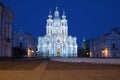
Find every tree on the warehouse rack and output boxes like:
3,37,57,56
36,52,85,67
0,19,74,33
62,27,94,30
12,47,27,57
77,40,90,57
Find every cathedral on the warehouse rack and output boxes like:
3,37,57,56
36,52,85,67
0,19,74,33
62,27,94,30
37,7,77,57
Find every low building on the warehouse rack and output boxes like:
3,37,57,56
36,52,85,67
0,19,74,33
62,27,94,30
90,28,120,57
0,2,14,57
12,31,37,57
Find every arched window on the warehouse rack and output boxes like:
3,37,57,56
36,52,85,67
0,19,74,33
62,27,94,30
62,23,64,26
19,42,22,48
112,43,116,49
65,23,66,26
62,30,64,35
51,30,52,34
113,53,116,57
47,41,49,45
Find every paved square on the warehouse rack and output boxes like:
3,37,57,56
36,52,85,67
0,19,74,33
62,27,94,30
0,60,120,80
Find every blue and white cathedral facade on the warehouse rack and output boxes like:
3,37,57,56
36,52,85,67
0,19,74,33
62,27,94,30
37,7,77,57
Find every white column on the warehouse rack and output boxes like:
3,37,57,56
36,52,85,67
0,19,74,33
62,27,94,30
46,27,48,35
71,46,73,56
61,45,63,57
75,45,77,57
53,44,56,56
66,46,68,57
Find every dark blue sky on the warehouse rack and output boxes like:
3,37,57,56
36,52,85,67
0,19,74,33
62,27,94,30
1,0,120,48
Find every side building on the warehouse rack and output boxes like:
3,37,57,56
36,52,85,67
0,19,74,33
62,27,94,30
90,28,120,57
0,2,14,57
12,31,37,57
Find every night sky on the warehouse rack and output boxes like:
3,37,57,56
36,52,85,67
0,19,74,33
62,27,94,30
1,0,120,48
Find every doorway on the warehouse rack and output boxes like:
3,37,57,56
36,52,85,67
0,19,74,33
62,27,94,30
57,49,60,57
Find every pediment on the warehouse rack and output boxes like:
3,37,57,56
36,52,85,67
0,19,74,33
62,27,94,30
106,32,120,40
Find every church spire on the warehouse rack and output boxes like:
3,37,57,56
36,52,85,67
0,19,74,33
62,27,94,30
62,10,66,19
82,37,86,49
54,6,59,18
48,10,52,19
56,6,58,11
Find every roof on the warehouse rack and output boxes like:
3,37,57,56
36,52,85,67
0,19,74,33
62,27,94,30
90,27,120,41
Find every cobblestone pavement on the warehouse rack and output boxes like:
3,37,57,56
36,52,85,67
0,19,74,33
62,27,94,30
0,61,120,80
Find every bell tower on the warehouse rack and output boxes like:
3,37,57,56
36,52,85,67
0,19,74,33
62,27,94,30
46,10,53,36
54,6,59,18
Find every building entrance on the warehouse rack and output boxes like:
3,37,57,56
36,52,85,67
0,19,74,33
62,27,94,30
57,49,60,57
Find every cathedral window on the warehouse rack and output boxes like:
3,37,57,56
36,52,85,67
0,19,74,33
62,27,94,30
65,30,66,35
65,23,67,26
49,23,50,26
62,30,64,35
47,41,49,45
62,23,64,26
57,39,60,43
51,30,52,34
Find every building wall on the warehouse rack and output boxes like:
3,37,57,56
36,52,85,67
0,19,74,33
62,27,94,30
12,31,37,57
0,2,14,57
90,29,120,58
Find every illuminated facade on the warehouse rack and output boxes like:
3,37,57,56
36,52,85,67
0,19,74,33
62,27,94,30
90,28,120,57
37,7,77,57
0,2,14,57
